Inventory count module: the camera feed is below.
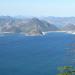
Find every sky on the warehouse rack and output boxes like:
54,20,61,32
0,0,75,17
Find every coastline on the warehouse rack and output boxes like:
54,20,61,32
0,31,75,37
42,31,75,35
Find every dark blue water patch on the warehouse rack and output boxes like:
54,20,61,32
0,33,75,75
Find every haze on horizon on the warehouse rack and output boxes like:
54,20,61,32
0,0,75,17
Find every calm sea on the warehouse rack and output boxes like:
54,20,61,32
0,32,75,75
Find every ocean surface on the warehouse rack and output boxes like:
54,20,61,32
0,32,75,75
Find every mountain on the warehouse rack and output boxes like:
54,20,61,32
41,16,75,27
41,20,59,31
1,16,75,35
61,24,75,31
19,18,59,35
0,16,59,36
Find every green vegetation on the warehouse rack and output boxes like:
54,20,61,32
57,66,75,75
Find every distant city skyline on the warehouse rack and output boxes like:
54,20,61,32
0,0,75,17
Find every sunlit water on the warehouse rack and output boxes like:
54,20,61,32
0,32,75,75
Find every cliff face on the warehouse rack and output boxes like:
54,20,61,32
0,16,59,35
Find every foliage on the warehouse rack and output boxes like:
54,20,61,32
57,66,75,75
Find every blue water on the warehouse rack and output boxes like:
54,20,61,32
0,32,75,75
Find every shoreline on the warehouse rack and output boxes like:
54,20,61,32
42,31,75,35
0,31,75,36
